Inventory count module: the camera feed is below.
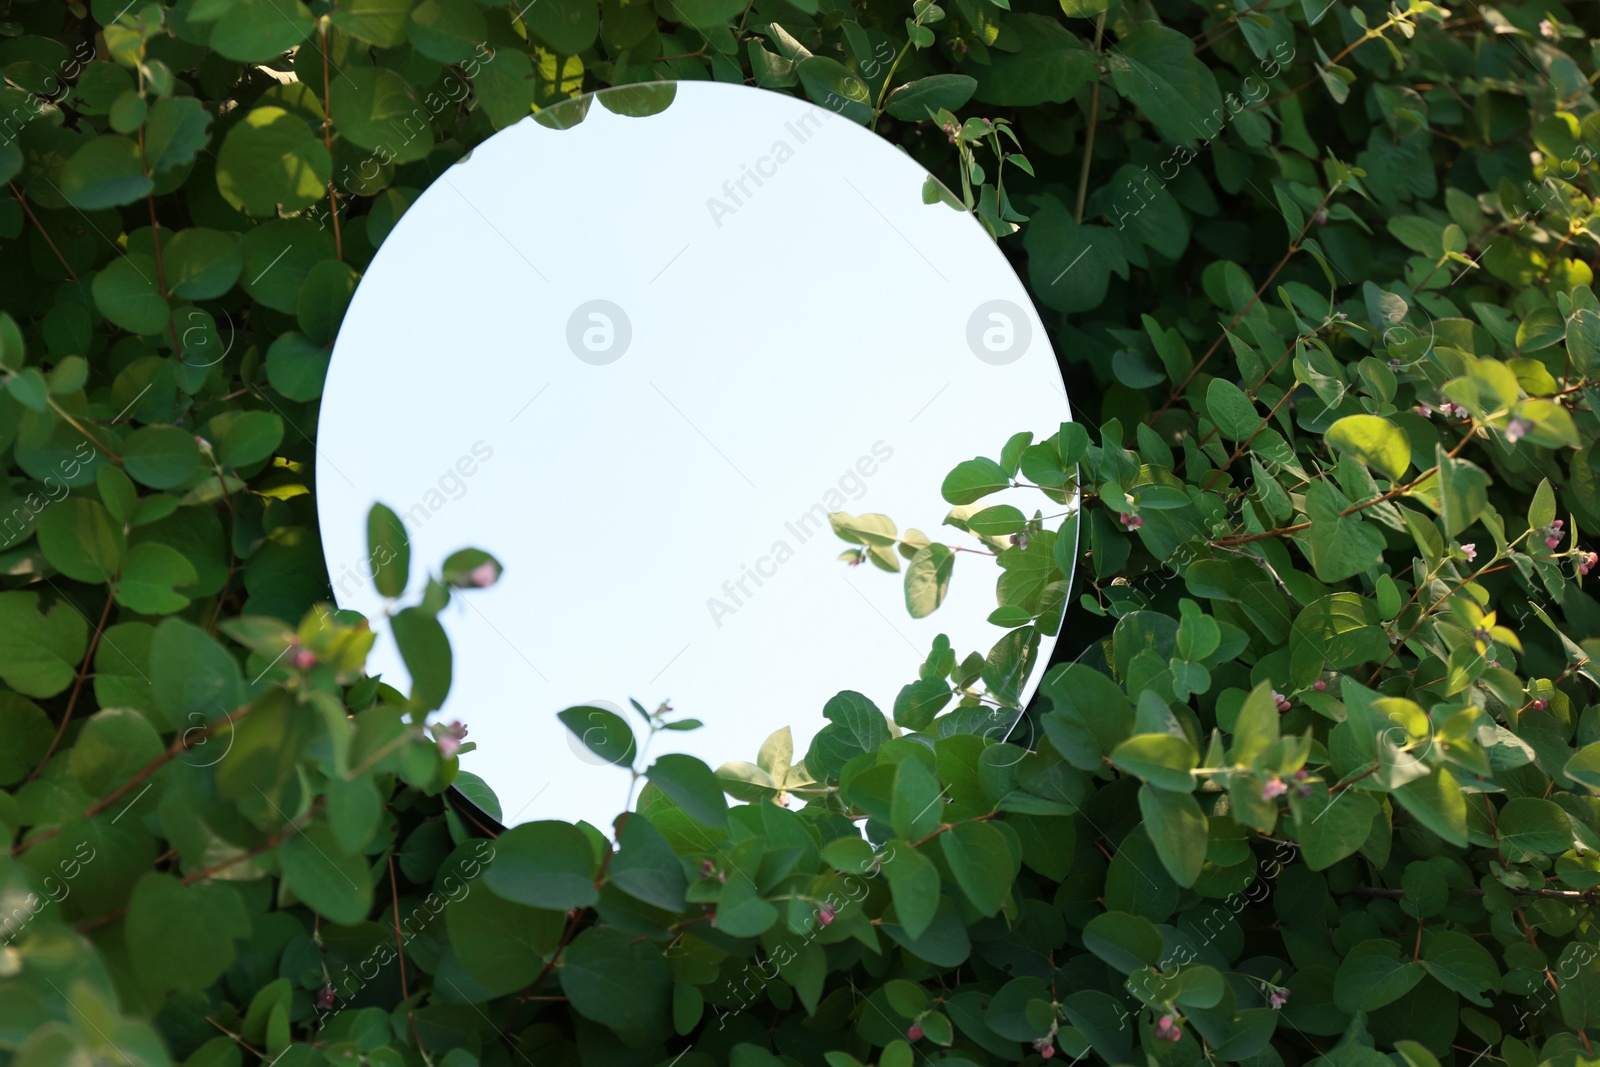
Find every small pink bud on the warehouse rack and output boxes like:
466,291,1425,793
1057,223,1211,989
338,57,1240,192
316,984,337,1009
1262,778,1288,801
1269,989,1290,1009
468,560,499,587
292,648,316,670
1461,543,1477,561
1546,535,1562,550
1293,769,1309,781
435,720,468,758
1040,1046,1055,1060
1312,680,1326,691
818,904,836,926
700,860,716,877
907,1025,923,1042
1533,699,1549,710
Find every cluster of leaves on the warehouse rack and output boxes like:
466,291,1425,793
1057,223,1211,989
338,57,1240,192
4,0,1600,1066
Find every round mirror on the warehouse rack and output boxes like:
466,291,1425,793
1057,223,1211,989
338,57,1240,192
317,80,1075,832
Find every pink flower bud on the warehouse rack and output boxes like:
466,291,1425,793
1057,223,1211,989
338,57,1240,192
908,1025,923,1042
435,720,468,758
292,648,316,670
818,904,836,926
1533,699,1549,711
1461,543,1476,561
1262,778,1288,801
1312,680,1326,691
468,561,500,587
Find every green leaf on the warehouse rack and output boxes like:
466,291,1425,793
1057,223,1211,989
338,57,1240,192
1206,379,1259,440
329,0,411,46
390,607,451,711
1082,911,1163,973
37,499,124,582
1304,482,1385,581
408,0,488,62
1497,797,1575,856
885,74,978,120
92,256,168,336
0,693,55,786
278,821,372,924
216,411,284,470
215,107,333,216
805,690,892,780
891,756,944,841
905,543,955,619
126,874,250,992
1292,789,1380,870
645,753,728,827
333,67,433,164
1393,766,1468,846
1326,414,1411,481
1137,784,1205,887
69,706,164,795
882,841,940,939
151,617,243,725
560,926,673,1039
116,543,199,614
1108,24,1224,146
483,821,599,910
557,705,637,768
1334,941,1426,1011
60,135,152,209
1529,478,1557,531
713,850,778,936
209,0,313,62
894,677,952,731
144,97,213,173
447,876,565,994
1517,306,1565,351
1437,449,1489,538
1420,930,1501,1007
1109,733,1196,791
1568,742,1600,791
1230,682,1280,767
941,457,1011,505
939,820,1017,916
524,0,598,53
796,56,870,124
366,503,411,599
123,427,201,489
165,229,242,300
0,590,89,698
609,811,687,910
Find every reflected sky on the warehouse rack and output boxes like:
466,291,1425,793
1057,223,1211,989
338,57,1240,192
317,81,1074,832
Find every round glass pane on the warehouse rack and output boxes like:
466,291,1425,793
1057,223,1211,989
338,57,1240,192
317,81,1075,832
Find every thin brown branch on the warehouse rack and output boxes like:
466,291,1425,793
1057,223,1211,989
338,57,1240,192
31,592,115,779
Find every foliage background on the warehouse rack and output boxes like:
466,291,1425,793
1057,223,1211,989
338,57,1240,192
3,0,1600,1067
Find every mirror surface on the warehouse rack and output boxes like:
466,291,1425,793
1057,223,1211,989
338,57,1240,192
317,81,1074,832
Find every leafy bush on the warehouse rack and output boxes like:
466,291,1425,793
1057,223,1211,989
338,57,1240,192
3,0,1600,1066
